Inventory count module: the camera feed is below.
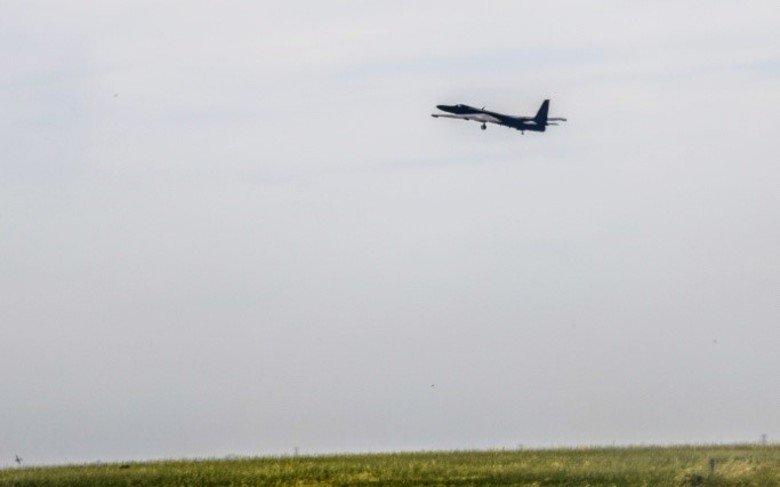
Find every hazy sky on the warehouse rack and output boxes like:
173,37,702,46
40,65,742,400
1,1,779,466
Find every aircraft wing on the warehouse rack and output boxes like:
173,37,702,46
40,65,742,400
431,113,503,124
431,113,466,119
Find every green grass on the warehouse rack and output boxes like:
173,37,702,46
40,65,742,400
1,445,778,486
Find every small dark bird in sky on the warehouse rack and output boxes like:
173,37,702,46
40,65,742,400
14,455,22,466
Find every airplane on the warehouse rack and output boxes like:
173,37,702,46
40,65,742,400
431,99,566,133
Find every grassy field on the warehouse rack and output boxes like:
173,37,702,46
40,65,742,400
1,445,778,486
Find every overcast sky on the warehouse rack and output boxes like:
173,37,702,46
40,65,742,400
1,1,779,466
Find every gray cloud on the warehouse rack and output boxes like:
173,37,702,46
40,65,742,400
1,1,778,465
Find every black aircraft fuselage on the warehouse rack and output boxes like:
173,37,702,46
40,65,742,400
432,99,566,133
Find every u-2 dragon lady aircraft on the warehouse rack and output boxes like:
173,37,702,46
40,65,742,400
431,99,566,133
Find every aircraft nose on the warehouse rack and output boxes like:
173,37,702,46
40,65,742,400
436,105,449,111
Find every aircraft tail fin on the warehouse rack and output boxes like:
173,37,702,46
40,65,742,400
534,99,550,125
